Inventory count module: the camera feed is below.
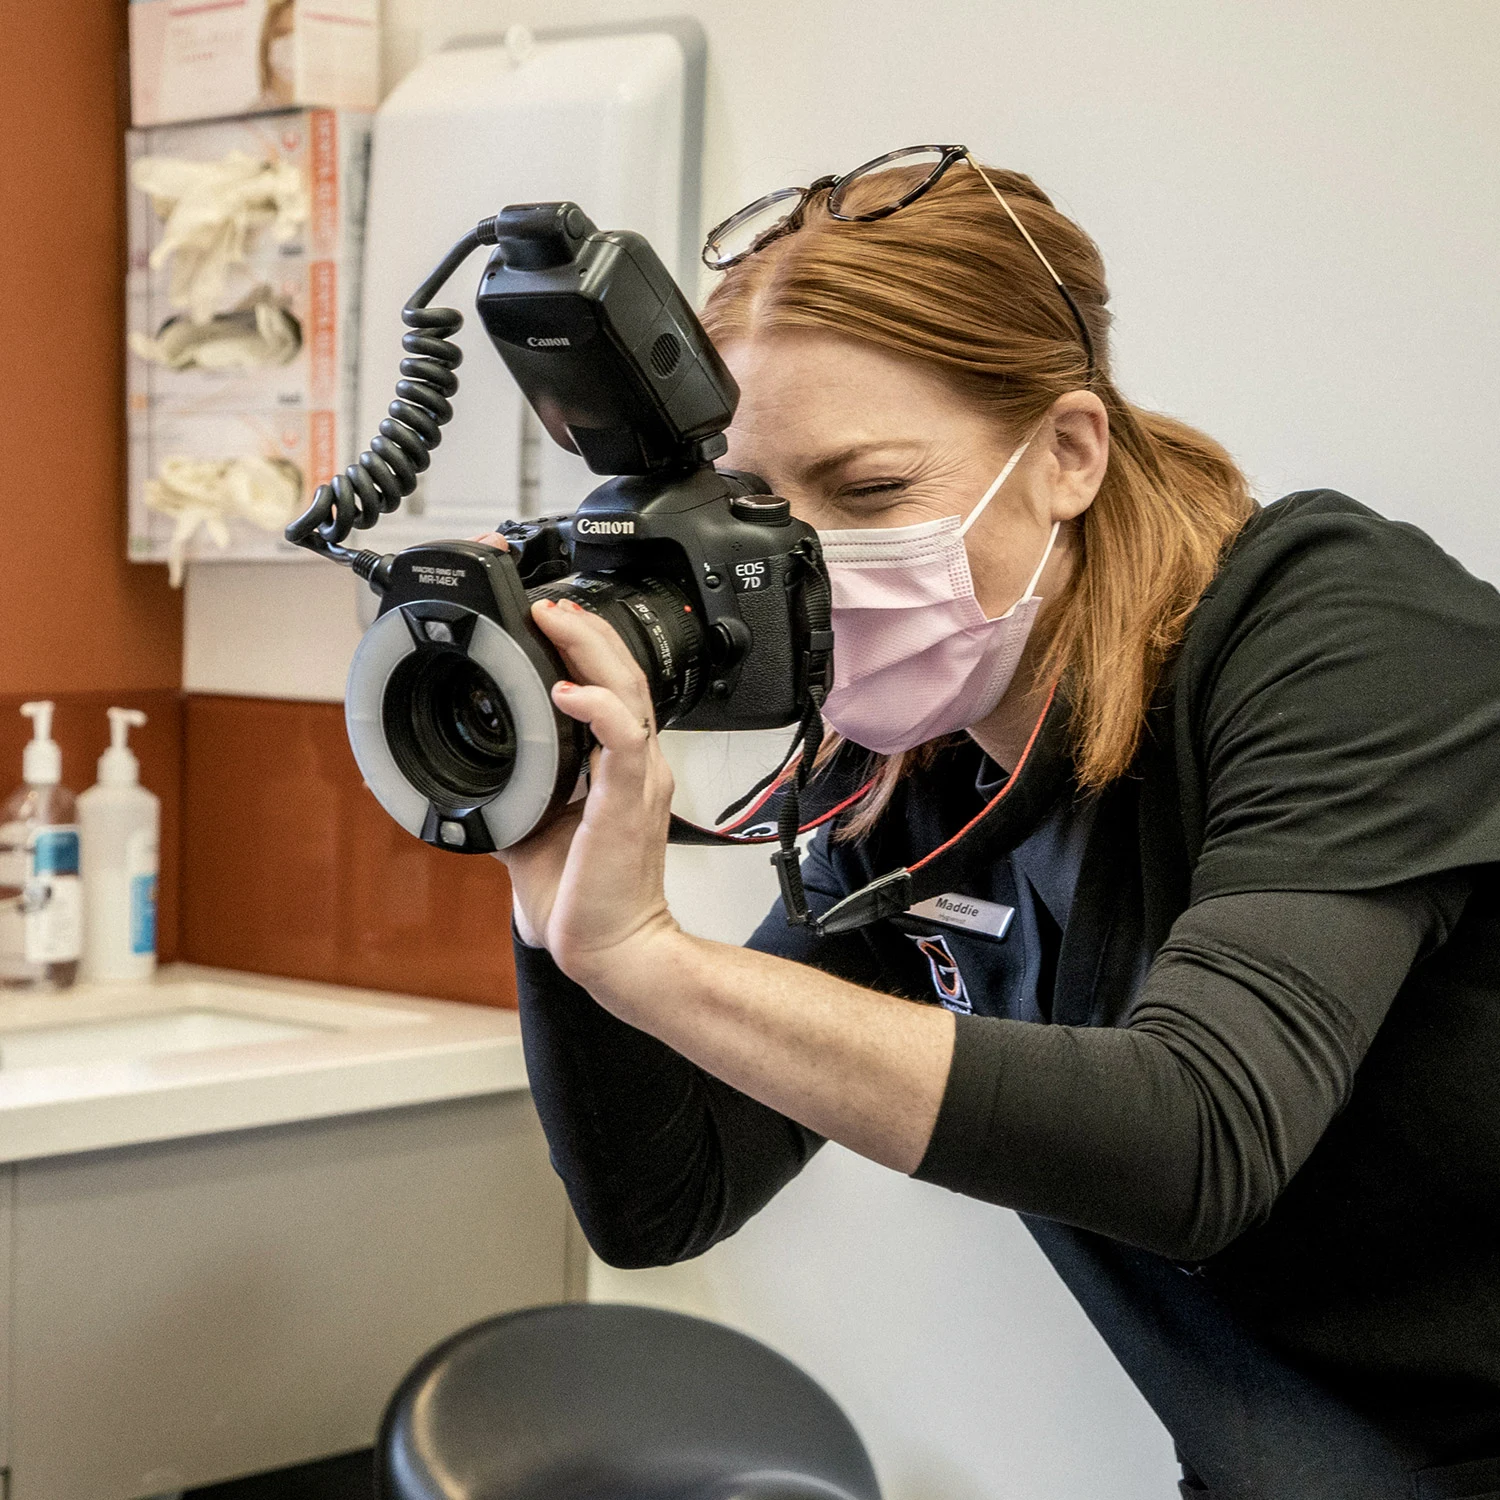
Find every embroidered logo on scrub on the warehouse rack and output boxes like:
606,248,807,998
907,932,972,1014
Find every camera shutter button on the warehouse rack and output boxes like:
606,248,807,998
728,495,791,525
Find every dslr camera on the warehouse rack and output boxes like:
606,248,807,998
295,203,833,856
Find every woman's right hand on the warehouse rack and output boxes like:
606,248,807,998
494,591,680,989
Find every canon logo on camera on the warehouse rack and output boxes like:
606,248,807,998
575,518,636,536
527,335,572,348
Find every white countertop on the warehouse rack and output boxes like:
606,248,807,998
0,964,529,1165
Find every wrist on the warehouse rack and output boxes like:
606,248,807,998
511,893,544,950
563,916,692,1020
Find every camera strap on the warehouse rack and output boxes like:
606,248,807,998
666,539,848,923
666,681,1072,937
667,703,862,914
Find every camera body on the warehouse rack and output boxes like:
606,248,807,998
340,203,833,856
504,467,825,733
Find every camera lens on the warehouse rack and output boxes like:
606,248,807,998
384,649,518,808
445,661,512,760
531,574,706,723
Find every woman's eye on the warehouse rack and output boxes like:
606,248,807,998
843,480,908,499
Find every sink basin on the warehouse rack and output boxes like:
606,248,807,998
0,1009,331,1071
0,977,429,1075
0,964,527,1166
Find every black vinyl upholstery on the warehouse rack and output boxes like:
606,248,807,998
377,1302,881,1500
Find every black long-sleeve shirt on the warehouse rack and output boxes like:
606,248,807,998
514,493,1500,1499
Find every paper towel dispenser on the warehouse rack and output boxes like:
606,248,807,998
356,22,707,548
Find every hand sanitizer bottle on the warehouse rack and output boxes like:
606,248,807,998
0,702,82,991
79,709,160,983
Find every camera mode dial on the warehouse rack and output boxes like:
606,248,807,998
728,494,791,526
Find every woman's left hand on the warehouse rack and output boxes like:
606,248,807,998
521,595,681,990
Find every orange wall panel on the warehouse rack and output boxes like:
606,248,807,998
180,695,519,1007
0,0,183,696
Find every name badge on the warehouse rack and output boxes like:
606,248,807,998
905,892,1015,940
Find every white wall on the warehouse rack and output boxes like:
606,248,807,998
187,0,1500,704
183,561,365,700
182,4,1500,1496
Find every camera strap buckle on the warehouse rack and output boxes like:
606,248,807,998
771,844,812,926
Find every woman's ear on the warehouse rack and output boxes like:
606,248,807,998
1045,391,1109,521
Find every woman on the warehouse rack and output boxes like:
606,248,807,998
500,149,1500,1500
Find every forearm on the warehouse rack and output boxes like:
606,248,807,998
573,925,956,1175
540,880,1454,1262
921,1014,1250,1260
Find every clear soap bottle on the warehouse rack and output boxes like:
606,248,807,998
0,701,82,991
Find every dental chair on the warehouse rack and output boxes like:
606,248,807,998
377,1302,881,1500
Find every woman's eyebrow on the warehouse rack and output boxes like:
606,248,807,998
799,440,926,483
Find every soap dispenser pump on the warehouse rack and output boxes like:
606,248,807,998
79,708,160,982
0,701,82,990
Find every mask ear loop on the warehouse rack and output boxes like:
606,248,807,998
1017,520,1062,602
958,430,1036,538
956,420,1061,615
958,408,1054,539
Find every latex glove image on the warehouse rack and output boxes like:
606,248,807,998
129,285,301,372
131,151,307,324
144,454,303,585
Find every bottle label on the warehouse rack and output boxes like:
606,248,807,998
23,827,82,964
126,826,159,956
131,874,158,955
0,821,25,891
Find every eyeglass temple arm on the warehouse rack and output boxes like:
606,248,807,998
965,155,1096,374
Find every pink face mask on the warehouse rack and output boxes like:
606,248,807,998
818,436,1059,755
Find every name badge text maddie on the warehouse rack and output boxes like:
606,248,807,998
905,892,1015,940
